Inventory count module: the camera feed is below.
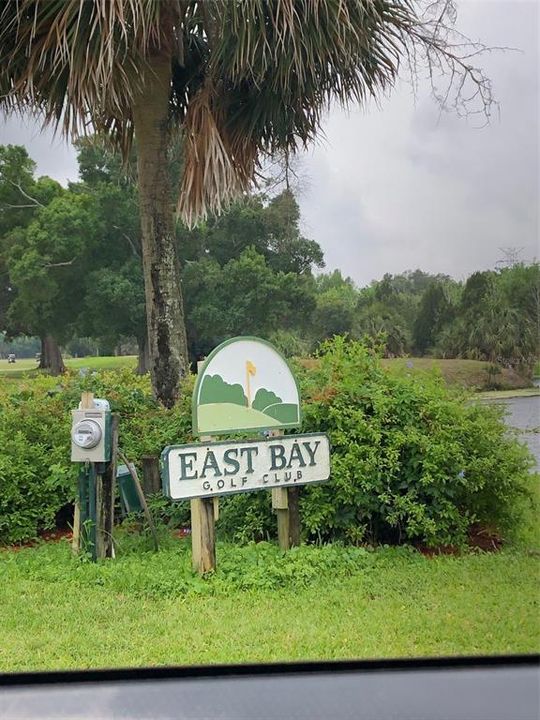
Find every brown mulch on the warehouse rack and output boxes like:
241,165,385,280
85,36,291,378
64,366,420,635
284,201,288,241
416,524,503,557
1,528,72,552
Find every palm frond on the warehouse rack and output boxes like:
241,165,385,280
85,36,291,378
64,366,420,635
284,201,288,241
0,0,167,146
0,0,494,224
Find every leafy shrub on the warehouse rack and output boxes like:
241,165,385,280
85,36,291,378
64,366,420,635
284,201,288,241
0,339,533,546
298,338,532,546
0,369,193,543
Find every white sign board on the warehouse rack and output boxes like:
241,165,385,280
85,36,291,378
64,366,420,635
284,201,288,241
161,433,330,501
192,336,301,436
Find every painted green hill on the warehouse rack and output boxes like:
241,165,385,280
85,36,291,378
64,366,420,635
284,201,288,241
197,403,281,433
263,402,299,424
252,388,282,412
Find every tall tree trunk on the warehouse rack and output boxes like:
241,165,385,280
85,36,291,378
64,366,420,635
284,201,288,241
132,53,188,408
136,334,150,375
39,335,65,376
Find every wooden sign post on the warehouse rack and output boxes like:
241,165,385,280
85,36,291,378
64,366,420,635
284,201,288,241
272,485,301,551
190,421,219,574
162,433,330,571
268,430,300,551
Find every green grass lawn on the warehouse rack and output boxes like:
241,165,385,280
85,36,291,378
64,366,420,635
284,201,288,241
1,355,534,394
0,539,538,672
382,357,532,392
0,355,136,380
477,388,540,400
198,402,282,432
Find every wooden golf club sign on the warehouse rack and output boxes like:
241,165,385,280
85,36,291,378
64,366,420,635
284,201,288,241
161,336,331,573
162,434,330,501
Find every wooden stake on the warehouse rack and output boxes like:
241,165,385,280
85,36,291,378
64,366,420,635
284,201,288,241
190,497,216,574
118,450,159,552
269,431,302,550
288,487,301,547
141,455,161,495
269,431,290,551
190,369,218,574
96,414,118,559
71,502,80,556
71,392,94,555
190,425,218,574
276,506,290,551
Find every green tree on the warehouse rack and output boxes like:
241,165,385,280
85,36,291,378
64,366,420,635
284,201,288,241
76,140,321,369
355,301,409,357
497,264,540,366
183,247,316,359
4,193,102,373
0,0,492,406
180,189,324,275
0,146,64,368
70,142,149,370
413,281,455,354
311,271,358,342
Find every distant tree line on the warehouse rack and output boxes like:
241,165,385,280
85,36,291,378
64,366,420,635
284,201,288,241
1,142,538,374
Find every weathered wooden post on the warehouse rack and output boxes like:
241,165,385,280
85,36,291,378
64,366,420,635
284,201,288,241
189,368,219,574
95,414,118,559
141,455,161,495
190,496,217,574
272,486,290,550
269,431,301,551
272,479,302,550
287,487,301,547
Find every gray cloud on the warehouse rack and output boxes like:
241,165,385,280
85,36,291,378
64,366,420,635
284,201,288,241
299,0,539,285
0,0,537,287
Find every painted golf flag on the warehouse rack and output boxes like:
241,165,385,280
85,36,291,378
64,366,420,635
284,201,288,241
193,337,302,436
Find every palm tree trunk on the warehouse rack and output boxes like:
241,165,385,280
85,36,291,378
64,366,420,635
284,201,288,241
39,334,65,375
132,54,188,407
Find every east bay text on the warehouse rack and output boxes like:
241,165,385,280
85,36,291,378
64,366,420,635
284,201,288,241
162,433,330,500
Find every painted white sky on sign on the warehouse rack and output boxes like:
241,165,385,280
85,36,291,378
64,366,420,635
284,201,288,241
198,340,298,405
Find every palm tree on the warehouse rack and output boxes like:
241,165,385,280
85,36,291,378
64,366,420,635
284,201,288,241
0,0,492,406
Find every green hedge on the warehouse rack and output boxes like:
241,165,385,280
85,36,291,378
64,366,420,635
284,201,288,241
0,339,533,546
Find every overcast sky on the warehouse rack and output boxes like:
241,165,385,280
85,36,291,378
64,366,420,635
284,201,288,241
0,0,537,287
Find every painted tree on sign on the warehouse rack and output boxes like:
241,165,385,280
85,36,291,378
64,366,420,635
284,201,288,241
199,375,247,408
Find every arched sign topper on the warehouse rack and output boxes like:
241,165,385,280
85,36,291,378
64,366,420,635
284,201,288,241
192,336,302,436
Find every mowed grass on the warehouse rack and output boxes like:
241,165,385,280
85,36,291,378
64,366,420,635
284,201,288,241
382,357,531,391
0,355,136,380
0,539,538,672
478,388,540,400
1,355,533,393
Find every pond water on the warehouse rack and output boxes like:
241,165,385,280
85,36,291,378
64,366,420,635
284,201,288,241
481,395,540,471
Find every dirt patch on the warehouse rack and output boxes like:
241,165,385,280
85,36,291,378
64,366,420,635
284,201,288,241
468,524,503,552
1,528,72,552
416,524,503,557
